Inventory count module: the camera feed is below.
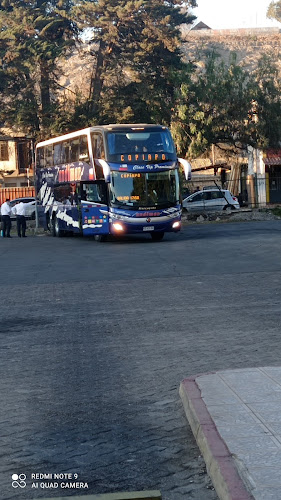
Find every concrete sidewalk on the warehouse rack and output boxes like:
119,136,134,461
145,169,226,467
180,367,281,500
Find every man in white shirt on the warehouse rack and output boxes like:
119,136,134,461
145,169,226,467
0,199,12,237
12,200,33,237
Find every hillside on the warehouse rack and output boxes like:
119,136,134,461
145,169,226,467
182,26,281,72
57,26,281,103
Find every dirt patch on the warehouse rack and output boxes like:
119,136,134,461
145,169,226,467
182,209,281,224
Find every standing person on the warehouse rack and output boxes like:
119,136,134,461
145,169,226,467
12,200,33,237
0,199,12,237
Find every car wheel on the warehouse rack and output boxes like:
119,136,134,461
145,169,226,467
223,204,233,211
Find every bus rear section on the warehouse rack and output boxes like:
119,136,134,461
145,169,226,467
35,124,182,240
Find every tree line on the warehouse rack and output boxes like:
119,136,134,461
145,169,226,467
0,0,281,158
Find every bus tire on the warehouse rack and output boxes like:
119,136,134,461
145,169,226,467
52,216,64,237
151,232,164,241
94,234,107,242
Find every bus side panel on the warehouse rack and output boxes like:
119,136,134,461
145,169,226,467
81,202,109,236
53,205,81,233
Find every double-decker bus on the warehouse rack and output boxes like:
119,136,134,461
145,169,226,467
35,124,191,241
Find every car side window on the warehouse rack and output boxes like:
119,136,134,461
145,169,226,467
191,193,203,202
203,192,212,200
211,191,223,199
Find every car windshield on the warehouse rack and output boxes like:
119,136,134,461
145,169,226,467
106,130,177,163
110,170,179,209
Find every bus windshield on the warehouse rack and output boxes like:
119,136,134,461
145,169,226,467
106,130,177,163
109,170,179,209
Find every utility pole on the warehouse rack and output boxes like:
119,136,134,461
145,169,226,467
30,138,39,232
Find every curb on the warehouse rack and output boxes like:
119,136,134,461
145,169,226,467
37,492,162,500
179,376,254,500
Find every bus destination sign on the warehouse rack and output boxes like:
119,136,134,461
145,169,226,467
120,153,167,162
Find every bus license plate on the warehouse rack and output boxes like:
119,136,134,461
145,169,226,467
143,226,154,231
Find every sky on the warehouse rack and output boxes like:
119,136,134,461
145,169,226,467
192,0,281,30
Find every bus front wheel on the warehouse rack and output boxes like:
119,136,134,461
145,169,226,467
94,234,107,242
151,232,164,241
52,216,64,237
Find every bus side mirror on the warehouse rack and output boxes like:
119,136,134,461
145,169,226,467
178,158,192,181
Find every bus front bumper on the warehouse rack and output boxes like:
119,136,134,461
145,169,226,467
109,219,181,235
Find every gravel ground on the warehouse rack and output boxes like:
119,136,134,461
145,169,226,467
182,208,281,224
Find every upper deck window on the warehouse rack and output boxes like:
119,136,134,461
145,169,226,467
36,135,90,167
106,130,176,163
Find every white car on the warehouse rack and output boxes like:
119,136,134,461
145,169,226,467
182,188,240,213
10,197,36,219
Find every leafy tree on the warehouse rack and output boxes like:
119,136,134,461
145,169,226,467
267,1,281,22
171,53,281,158
72,0,197,124
249,56,281,149
0,0,77,135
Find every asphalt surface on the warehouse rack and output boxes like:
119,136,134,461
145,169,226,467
1,221,281,500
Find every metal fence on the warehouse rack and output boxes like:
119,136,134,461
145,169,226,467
0,186,35,205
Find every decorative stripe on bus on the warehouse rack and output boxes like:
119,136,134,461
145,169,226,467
82,224,103,229
101,209,181,224
58,166,95,182
81,201,107,207
55,210,80,228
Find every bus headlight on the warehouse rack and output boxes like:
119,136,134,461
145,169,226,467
172,221,181,229
112,222,124,231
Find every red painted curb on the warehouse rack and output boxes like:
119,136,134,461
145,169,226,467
180,376,255,500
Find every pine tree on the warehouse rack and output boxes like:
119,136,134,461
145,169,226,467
72,0,196,124
0,0,77,134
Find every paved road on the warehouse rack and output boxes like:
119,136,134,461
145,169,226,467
1,221,281,500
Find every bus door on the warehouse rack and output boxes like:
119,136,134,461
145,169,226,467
80,182,109,235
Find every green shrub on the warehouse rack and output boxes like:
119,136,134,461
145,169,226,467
272,206,281,217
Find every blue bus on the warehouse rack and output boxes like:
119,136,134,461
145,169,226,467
35,124,191,241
